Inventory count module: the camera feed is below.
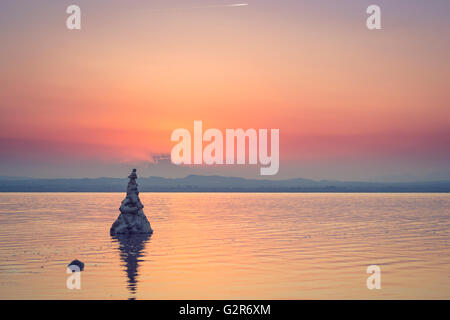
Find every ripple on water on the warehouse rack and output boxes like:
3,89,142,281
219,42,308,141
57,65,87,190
0,193,449,299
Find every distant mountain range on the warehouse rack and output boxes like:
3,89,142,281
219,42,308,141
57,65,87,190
0,175,449,192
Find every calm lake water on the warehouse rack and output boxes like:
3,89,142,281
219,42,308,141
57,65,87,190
0,193,449,299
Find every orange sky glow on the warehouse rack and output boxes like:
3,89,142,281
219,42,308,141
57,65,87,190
1,1,449,179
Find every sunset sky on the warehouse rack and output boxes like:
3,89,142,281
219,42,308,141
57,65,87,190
1,0,449,180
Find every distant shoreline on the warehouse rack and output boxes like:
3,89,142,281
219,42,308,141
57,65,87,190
0,191,449,193
1,175,449,193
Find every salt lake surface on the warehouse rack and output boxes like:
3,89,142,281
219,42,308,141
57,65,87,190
0,193,449,299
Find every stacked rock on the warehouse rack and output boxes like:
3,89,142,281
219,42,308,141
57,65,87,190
110,169,153,235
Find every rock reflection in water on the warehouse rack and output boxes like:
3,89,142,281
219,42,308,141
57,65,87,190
112,234,150,300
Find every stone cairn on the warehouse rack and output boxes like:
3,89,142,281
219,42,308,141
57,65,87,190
110,169,153,235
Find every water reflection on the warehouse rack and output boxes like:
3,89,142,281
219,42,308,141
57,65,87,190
112,234,150,300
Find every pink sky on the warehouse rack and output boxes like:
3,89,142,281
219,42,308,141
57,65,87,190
1,0,449,180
